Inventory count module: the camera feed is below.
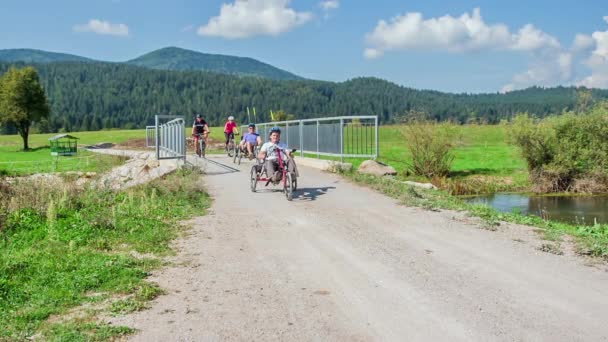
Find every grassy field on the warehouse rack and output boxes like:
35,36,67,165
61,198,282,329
372,124,525,173
1,125,528,190
0,127,229,175
0,169,210,340
373,124,529,193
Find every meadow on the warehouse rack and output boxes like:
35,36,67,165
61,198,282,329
1,125,529,191
0,127,228,175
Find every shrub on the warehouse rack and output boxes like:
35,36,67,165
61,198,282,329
401,121,460,178
509,114,557,171
509,105,608,193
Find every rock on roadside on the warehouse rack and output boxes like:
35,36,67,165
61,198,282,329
358,160,397,176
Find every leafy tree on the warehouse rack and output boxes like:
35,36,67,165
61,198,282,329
0,66,50,149
271,110,294,122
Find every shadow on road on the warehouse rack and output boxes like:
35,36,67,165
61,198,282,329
191,157,240,175
294,186,336,201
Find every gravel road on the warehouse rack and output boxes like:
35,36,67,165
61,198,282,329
111,156,608,341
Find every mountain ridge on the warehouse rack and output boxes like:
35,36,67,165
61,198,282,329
0,47,302,81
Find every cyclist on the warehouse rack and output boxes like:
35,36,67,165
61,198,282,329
258,127,299,182
223,116,239,151
238,123,263,159
191,114,209,153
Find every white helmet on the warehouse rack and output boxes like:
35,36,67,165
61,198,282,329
228,116,234,121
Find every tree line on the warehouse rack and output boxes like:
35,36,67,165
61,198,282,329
1,61,608,134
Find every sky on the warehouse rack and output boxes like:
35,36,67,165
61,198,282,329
1,0,608,93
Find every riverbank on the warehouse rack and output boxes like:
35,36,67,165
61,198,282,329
343,171,608,259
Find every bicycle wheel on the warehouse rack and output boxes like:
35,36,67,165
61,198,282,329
233,147,238,164
227,139,234,157
237,149,243,165
200,140,206,158
250,166,258,192
284,172,293,201
292,176,298,191
194,140,201,158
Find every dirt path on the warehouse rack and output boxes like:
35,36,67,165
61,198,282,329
111,156,608,341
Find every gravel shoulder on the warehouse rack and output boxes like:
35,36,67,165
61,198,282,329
110,155,608,341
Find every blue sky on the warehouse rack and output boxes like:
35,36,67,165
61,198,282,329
1,0,608,93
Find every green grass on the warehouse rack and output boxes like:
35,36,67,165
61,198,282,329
0,146,127,176
0,169,211,340
310,124,529,193
0,127,232,175
372,124,526,174
2,124,528,190
0,130,146,147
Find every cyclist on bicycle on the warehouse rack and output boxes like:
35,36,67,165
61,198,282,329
238,123,263,159
223,116,239,150
191,114,209,151
258,127,299,182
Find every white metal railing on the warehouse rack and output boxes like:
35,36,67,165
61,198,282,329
155,115,186,162
145,125,155,148
242,115,378,160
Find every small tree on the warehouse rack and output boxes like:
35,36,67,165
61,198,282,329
271,110,294,122
0,67,50,150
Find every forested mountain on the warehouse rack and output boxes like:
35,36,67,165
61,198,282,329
1,61,607,133
0,47,301,80
0,49,93,63
127,47,301,80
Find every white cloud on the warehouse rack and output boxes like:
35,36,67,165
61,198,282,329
73,19,129,36
604,16,608,24
198,0,312,39
502,51,573,92
577,28,608,88
364,48,383,59
319,1,339,11
510,24,560,51
364,8,559,58
572,34,595,53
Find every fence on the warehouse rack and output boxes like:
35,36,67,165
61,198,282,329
145,125,155,148
243,116,378,160
155,115,186,161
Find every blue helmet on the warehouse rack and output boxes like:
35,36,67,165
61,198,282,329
248,123,256,128
269,126,281,134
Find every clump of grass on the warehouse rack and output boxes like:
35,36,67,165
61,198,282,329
0,168,209,340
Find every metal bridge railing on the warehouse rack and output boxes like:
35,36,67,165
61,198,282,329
145,125,155,149
243,115,378,160
155,115,186,162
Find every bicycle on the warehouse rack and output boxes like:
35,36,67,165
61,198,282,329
225,132,238,157
250,148,297,201
234,143,259,165
193,133,206,158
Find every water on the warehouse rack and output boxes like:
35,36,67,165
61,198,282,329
464,193,608,225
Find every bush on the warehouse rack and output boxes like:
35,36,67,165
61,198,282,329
510,114,557,171
401,121,460,178
509,105,608,193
